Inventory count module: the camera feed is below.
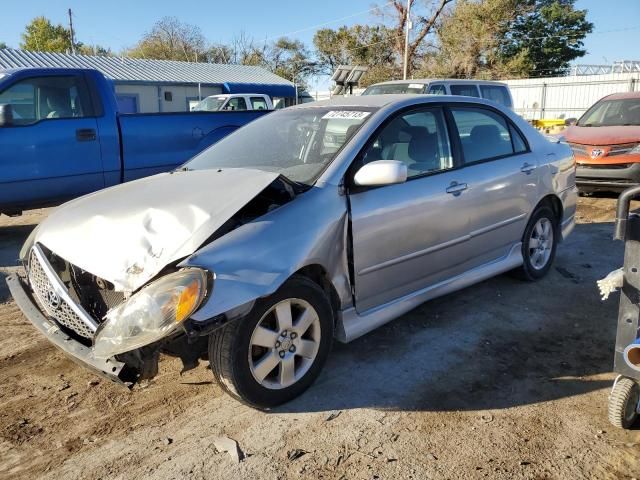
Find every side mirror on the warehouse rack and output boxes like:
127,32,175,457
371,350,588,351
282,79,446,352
354,160,408,187
0,104,13,127
564,117,577,126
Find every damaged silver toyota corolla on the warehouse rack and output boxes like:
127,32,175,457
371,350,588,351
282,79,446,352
7,95,577,408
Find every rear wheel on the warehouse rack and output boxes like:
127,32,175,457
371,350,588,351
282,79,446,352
513,205,558,281
209,276,334,409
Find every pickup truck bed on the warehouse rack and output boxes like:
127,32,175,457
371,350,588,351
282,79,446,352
0,68,270,215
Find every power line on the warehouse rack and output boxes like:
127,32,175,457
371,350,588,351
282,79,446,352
262,1,396,42
337,25,640,57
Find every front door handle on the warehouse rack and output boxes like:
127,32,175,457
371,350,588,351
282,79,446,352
76,128,96,142
521,162,536,174
446,181,468,196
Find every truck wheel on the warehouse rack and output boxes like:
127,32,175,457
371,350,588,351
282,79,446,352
513,206,558,281
608,377,640,429
209,275,334,409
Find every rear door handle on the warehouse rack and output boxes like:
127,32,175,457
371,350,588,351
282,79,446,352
521,162,536,174
76,128,96,142
446,181,468,196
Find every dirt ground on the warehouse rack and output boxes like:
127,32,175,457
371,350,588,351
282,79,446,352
1,197,640,480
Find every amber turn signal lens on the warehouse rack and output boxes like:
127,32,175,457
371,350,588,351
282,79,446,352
176,279,201,323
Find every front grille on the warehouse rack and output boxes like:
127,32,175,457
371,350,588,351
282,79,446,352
609,143,638,156
568,143,588,156
578,163,632,170
29,249,95,339
569,142,638,158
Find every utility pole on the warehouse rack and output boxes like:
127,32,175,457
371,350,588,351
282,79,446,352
68,8,76,55
403,0,412,80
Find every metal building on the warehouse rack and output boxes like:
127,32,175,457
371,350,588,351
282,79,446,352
0,48,295,113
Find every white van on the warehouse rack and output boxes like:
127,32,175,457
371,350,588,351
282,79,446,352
362,79,513,109
191,94,273,112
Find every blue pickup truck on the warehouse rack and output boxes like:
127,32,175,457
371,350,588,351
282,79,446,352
0,68,270,216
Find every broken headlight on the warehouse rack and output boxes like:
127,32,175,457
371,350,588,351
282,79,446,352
92,268,208,358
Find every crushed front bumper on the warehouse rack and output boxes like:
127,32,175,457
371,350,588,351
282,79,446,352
6,273,130,385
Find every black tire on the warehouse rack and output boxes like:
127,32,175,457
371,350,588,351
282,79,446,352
208,275,334,409
608,377,640,429
513,205,558,281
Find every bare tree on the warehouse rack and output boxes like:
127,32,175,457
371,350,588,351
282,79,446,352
128,17,207,62
376,0,455,76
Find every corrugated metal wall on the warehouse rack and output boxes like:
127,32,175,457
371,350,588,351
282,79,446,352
505,73,640,120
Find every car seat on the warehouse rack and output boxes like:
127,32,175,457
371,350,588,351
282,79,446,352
469,124,508,161
43,88,72,119
406,126,439,174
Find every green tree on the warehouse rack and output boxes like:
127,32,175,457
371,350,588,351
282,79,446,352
423,0,528,78
313,25,398,86
501,0,593,76
78,44,114,57
128,17,207,62
20,16,72,53
0,42,7,49
265,37,315,86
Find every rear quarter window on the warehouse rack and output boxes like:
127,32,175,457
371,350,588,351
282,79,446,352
480,85,513,108
450,84,480,97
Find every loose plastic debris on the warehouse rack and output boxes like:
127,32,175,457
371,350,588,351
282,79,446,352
597,268,624,300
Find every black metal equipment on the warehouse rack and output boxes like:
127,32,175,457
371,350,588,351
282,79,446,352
608,185,640,428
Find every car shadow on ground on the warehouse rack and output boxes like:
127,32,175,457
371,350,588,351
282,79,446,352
276,221,621,414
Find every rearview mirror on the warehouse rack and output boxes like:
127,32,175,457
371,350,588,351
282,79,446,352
0,104,13,127
564,117,577,126
354,160,407,187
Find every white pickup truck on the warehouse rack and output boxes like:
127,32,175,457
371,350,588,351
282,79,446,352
191,94,273,112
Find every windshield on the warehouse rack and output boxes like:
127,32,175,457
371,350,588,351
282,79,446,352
578,97,640,127
192,96,226,112
362,83,426,95
185,107,375,184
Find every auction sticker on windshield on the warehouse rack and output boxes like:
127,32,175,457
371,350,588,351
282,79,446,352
322,111,371,120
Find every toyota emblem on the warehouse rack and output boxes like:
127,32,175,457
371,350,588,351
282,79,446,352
46,289,61,310
590,149,604,159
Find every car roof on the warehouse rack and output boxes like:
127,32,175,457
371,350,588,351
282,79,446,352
291,94,410,109
367,78,508,87
603,91,640,100
290,93,506,110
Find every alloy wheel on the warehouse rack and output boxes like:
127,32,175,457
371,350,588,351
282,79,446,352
529,217,554,270
248,298,321,389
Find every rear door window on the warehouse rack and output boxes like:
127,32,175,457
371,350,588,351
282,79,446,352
225,97,248,111
250,97,269,110
427,84,446,95
450,107,521,163
479,85,512,107
450,84,480,98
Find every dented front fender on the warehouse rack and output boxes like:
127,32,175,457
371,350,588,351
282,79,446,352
182,185,351,327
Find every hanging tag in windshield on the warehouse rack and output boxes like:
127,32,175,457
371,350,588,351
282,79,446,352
322,111,371,120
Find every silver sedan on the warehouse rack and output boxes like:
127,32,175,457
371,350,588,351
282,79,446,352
8,94,577,408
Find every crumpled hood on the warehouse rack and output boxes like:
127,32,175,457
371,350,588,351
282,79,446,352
565,125,640,145
34,168,279,292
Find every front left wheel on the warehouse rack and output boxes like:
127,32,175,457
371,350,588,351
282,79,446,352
209,275,334,409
